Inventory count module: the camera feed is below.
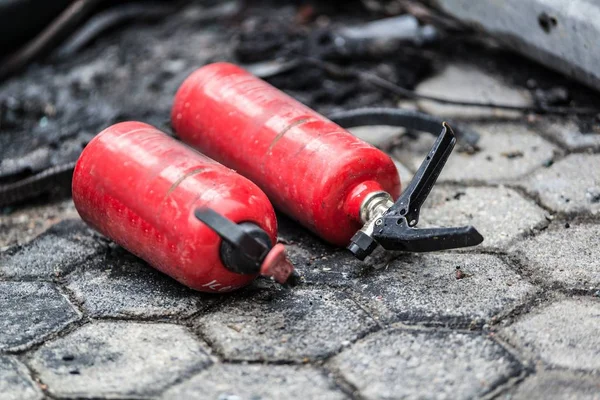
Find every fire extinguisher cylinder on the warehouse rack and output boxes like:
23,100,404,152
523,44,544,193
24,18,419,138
172,63,483,260
72,121,294,292
172,62,400,247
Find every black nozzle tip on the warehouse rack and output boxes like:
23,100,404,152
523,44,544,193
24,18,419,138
220,222,272,275
348,243,368,261
194,207,273,275
283,270,302,288
348,231,378,261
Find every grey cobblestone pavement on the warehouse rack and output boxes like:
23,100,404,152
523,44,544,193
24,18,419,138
1,5,600,400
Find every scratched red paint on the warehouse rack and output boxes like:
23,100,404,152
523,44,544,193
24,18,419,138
172,62,401,246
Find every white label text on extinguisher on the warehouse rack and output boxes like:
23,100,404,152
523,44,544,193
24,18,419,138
201,280,240,292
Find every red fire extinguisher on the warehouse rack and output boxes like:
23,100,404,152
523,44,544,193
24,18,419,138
71,121,295,292
172,62,483,259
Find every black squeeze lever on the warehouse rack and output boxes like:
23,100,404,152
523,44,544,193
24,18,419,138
347,122,484,260
194,208,298,284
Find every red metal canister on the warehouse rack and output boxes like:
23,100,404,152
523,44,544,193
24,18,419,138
172,62,401,247
72,121,290,292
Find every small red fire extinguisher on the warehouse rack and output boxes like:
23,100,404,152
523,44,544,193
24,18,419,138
171,62,483,259
71,121,294,292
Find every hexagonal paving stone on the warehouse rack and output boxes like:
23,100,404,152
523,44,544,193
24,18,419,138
349,253,536,328
0,356,43,400
277,216,379,287
510,223,600,290
0,199,78,250
501,297,600,372
29,322,212,398
196,287,377,362
278,217,359,284
540,119,600,152
0,282,80,351
421,186,549,251
284,242,365,287
66,248,216,318
519,154,600,216
0,219,108,279
416,63,533,119
393,122,558,183
278,216,405,287
329,329,522,400
162,364,347,400
508,371,600,400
